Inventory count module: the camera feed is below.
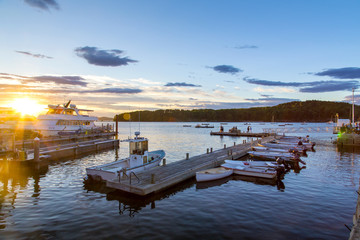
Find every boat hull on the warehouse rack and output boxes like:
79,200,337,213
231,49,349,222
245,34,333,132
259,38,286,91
86,150,165,182
221,163,276,179
196,167,233,182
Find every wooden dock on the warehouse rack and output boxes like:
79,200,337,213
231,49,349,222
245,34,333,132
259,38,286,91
210,131,272,137
106,136,275,196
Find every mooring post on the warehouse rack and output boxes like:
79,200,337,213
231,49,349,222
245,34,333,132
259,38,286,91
151,174,155,184
207,148,209,154
115,118,118,140
224,144,226,149
234,142,236,146
163,158,166,166
34,137,40,162
210,147,213,153
186,153,189,160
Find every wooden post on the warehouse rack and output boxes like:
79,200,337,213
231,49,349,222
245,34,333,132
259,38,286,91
207,148,209,154
186,153,189,160
151,174,155,184
210,147,213,153
234,142,236,146
224,144,226,149
163,158,166,166
115,118,119,140
34,137,40,162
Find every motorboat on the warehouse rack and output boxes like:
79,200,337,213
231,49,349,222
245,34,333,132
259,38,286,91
221,162,277,179
247,150,305,164
35,100,99,136
251,146,295,153
86,131,165,182
260,143,307,153
224,159,279,168
195,167,233,182
195,124,214,128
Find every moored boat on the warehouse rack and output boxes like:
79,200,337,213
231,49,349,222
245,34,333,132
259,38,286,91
35,100,100,136
195,167,233,182
221,162,277,179
247,150,305,165
86,131,165,182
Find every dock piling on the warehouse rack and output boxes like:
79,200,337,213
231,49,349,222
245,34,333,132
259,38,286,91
186,153,189,160
163,158,166,166
210,147,213,153
224,144,226,149
207,148,209,154
34,137,40,162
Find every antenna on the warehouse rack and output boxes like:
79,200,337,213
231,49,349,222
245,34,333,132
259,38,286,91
138,109,141,133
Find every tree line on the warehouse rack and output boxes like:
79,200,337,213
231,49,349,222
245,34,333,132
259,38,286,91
114,100,359,122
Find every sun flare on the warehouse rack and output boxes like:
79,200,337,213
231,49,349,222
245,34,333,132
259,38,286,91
10,98,45,116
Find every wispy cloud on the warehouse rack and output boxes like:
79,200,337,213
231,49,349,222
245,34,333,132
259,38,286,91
314,67,360,79
87,88,142,94
0,73,88,86
27,76,88,86
15,51,53,59
244,77,359,93
75,46,137,67
211,65,242,75
24,0,60,11
234,45,258,49
164,82,202,87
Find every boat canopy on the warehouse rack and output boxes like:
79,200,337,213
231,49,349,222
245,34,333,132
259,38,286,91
130,139,148,155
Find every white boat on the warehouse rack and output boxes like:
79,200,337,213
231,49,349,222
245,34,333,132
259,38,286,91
251,146,292,153
221,162,277,179
274,140,315,150
195,167,233,182
260,143,307,153
35,100,99,136
224,159,279,168
86,131,165,182
247,150,304,164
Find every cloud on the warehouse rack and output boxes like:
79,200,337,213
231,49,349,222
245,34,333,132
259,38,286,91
244,77,359,93
164,82,202,87
299,80,358,93
234,45,258,49
24,0,60,11
15,50,52,59
212,65,242,75
88,88,142,94
75,46,137,67
27,76,88,86
314,67,360,79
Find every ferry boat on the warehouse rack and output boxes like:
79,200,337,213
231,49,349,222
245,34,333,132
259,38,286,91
86,131,165,182
35,101,98,136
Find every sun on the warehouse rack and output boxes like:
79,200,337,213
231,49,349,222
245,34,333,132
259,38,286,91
10,98,45,116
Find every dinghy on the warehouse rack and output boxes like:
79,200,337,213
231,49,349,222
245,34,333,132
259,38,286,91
196,167,233,182
221,162,277,179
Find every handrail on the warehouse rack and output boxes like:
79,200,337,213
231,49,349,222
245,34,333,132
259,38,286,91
129,171,140,185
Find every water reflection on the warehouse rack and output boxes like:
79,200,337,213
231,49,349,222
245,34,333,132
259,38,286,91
84,178,196,217
0,162,48,229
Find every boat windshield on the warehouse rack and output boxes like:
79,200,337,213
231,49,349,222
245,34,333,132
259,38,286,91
130,140,148,155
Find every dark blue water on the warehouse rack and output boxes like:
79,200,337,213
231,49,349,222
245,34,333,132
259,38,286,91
0,122,359,239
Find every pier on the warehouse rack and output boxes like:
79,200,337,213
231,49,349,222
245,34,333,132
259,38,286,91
106,136,275,196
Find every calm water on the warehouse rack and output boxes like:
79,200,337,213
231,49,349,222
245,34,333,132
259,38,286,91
1,122,359,239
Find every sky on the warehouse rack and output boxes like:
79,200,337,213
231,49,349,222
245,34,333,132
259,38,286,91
1,0,360,117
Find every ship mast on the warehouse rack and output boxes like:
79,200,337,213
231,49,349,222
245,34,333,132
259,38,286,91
352,88,355,125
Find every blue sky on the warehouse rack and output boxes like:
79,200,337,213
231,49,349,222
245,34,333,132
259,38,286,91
1,0,360,117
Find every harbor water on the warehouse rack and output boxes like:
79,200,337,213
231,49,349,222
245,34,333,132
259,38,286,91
1,122,359,239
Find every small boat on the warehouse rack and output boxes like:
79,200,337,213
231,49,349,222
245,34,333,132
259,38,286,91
247,150,305,164
260,143,307,153
251,146,293,153
195,124,214,128
224,159,279,168
183,125,192,127
195,167,233,182
221,162,277,179
86,131,165,182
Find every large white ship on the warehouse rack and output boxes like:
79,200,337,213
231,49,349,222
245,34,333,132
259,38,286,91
35,101,99,136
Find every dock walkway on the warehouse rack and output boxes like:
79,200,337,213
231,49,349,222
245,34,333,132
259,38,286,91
106,136,275,196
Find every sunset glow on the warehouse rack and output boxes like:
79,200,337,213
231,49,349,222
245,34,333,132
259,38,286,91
10,98,45,116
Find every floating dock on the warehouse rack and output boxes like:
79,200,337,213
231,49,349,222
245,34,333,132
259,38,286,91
106,136,274,196
210,131,272,137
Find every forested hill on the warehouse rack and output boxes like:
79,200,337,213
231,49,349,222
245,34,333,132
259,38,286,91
114,100,359,122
